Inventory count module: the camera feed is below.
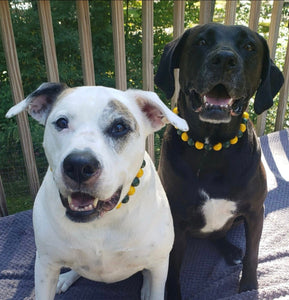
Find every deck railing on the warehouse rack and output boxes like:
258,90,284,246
0,0,288,216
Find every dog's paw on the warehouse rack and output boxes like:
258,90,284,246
56,270,80,294
141,287,150,300
239,277,258,293
223,243,243,265
214,238,243,265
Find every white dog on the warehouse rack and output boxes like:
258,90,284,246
6,83,188,300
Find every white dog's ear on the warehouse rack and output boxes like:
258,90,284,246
127,89,188,134
6,82,67,125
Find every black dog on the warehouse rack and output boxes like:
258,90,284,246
155,23,284,299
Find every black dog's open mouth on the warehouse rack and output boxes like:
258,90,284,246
190,84,245,123
60,188,122,222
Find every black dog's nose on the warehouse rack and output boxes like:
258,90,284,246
63,151,101,183
211,50,238,70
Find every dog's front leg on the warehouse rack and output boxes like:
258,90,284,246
35,252,60,300
239,206,264,292
56,269,81,294
141,258,169,300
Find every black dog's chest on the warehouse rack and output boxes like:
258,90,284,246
159,128,260,237
175,171,240,237
179,185,238,237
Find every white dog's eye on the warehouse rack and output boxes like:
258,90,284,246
54,117,69,130
109,121,130,138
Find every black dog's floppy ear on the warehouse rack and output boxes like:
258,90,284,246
254,35,284,115
154,29,191,99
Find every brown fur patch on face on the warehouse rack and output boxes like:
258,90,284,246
56,87,77,102
101,100,139,153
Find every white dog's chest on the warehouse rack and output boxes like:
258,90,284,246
51,225,167,283
64,244,152,282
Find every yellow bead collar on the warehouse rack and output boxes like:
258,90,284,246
116,160,146,209
173,107,249,152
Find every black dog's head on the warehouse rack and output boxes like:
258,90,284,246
155,23,283,125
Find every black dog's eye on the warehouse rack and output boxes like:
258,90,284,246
55,117,68,130
243,42,255,52
197,39,207,46
109,121,130,138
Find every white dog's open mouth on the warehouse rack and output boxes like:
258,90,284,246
60,188,122,222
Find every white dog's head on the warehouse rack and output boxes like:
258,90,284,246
6,83,188,222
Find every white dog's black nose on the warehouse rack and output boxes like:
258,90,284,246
63,151,101,183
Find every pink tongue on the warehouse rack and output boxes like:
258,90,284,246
71,192,94,207
205,96,231,106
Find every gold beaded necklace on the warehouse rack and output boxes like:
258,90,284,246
116,160,146,209
173,107,249,151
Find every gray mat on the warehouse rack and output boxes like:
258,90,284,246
1,129,289,299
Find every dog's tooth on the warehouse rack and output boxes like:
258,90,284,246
68,196,72,205
93,198,99,208
83,204,93,211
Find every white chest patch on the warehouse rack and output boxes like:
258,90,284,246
200,190,237,233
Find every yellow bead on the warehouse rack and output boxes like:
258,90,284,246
230,136,238,145
136,168,144,178
213,143,222,151
195,141,204,150
181,132,189,142
242,111,249,119
116,202,122,209
173,107,179,114
240,123,246,132
127,186,135,196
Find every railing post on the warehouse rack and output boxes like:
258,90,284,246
142,0,155,161
142,0,154,92
275,35,289,131
199,0,214,25
37,0,59,82
224,0,237,25
256,0,284,136
248,0,262,31
111,0,127,91
171,1,185,109
76,0,95,86
0,0,40,200
0,175,8,217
